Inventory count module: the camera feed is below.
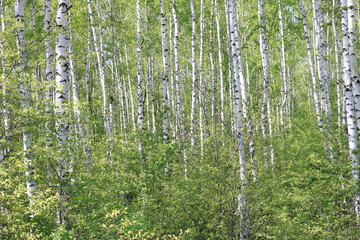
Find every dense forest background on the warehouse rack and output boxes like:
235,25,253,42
1,0,360,239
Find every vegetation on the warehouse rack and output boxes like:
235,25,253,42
1,0,360,239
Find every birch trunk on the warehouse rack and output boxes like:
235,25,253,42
68,15,80,178
300,0,322,127
340,0,360,221
199,0,205,157
332,0,343,128
347,0,360,142
44,0,54,129
278,0,288,130
228,0,250,238
124,42,136,131
214,0,225,133
1,0,8,164
313,0,332,118
137,0,145,160
258,0,271,164
84,19,93,170
172,0,187,180
190,0,198,148
44,0,55,178
160,0,169,144
15,0,37,220
210,1,216,122
87,0,109,135
55,0,71,226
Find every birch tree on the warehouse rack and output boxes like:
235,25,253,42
258,0,272,164
300,0,322,127
228,0,249,238
160,0,169,145
137,0,145,160
278,0,288,130
55,0,71,226
199,0,205,157
347,0,360,143
340,0,360,221
190,0,198,148
313,0,331,118
0,0,8,164
87,0,110,137
15,0,37,220
215,0,225,132
172,0,187,180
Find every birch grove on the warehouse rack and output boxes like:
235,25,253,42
2,0,360,238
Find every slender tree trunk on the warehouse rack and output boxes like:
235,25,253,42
347,0,360,144
346,0,360,221
199,0,205,157
149,56,157,134
124,42,136,132
15,0,37,221
137,0,145,161
87,0,109,136
68,13,80,180
160,0,169,144
300,0,322,126
228,0,250,238
1,0,9,164
340,0,360,221
84,18,93,170
172,0,187,180
190,0,198,148
332,0,343,128
55,0,71,226
215,0,225,133
44,0,55,179
313,0,332,118
278,0,288,130
258,0,272,164
313,0,335,160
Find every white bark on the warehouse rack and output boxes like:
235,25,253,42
190,0,198,147
228,0,249,238
278,0,288,129
340,0,360,220
44,0,55,179
225,0,235,134
210,1,216,121
15,0,37,220
313,0,332,118
199,0,205,157
171,0,185,141
55,0,71,226
332,0,343,128
347,0,360,142
1,0,8,164
137,0,145,160
149,56,157,133
68,13,80,178
87,0,109,135
161,0,169,144
124,42,136,131
45,0,54,126
84,19,93,170
68,14,80,132
300,0,322,127
234,22,247,119
214,0,225,133
169,12,176,140
258,0,271,164
171,0,187,180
